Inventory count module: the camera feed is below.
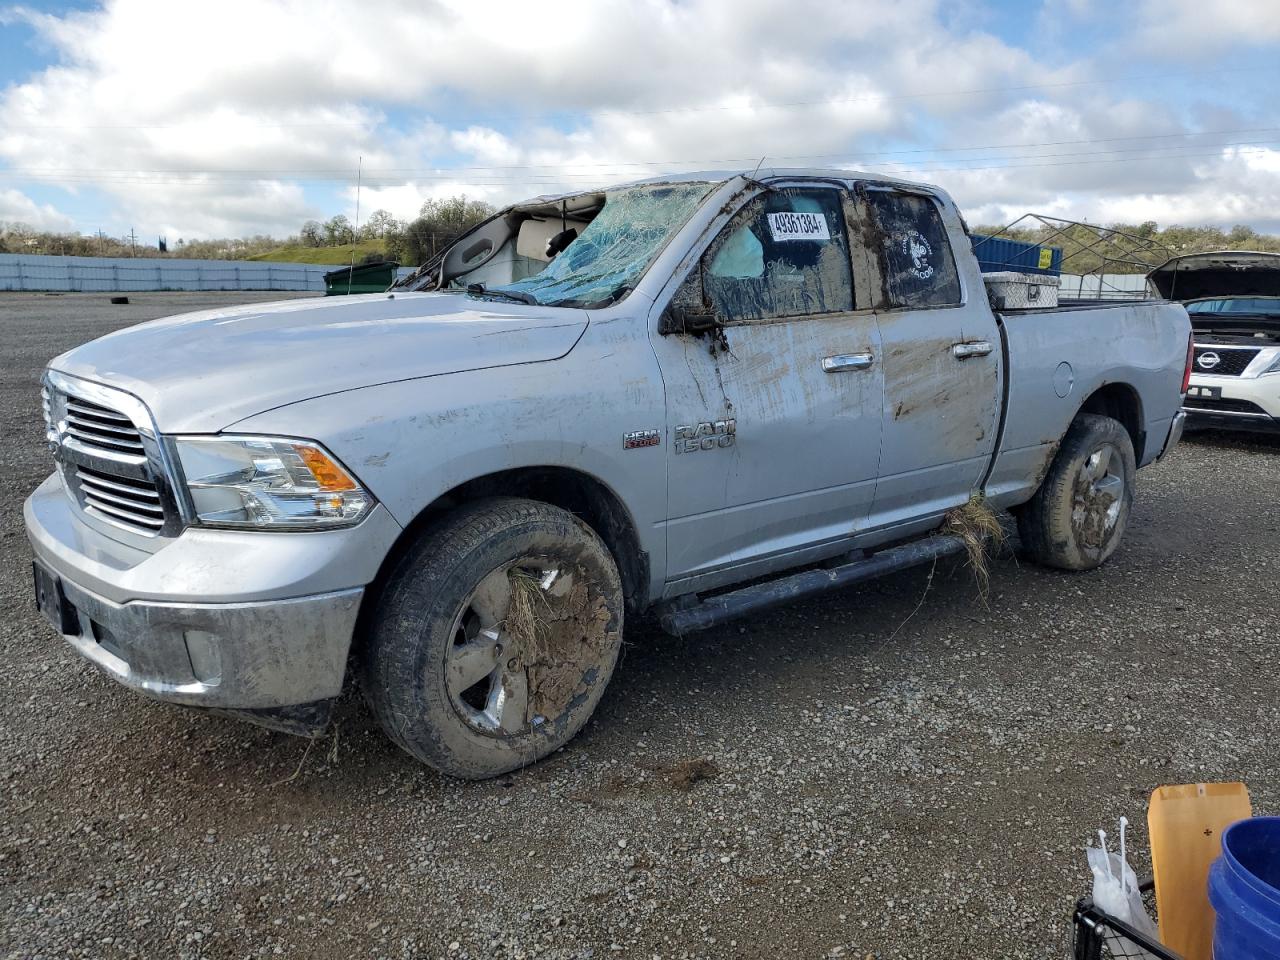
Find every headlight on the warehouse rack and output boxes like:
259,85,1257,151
41,384,56,446
174,435,372,529
1263,353,1280,375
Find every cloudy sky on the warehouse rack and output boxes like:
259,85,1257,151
1,0,1279,242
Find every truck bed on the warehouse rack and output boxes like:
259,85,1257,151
982,299,1190,510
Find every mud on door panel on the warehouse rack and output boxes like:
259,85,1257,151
859,187,1001,527
654,183,885,586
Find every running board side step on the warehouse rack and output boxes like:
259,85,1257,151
658,534,968,636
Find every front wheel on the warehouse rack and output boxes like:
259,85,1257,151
361,497,624,779
1016,413,1137,571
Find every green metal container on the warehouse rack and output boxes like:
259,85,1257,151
323,260,399,296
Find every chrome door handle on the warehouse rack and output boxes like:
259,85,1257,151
822,353,874,373
952,341,994,359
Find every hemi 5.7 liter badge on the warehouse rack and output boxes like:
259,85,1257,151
623,430,661,450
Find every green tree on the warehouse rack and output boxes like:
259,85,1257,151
359,209,400,240
384,195,495,266
299,220,324,247
1227,224,1257,247
324,215,354,246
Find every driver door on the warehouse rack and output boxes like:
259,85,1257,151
649,183,885,593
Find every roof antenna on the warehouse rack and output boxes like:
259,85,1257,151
346,154,363,297
743,156,773,194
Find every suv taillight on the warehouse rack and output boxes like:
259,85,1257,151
1181,334,1194,394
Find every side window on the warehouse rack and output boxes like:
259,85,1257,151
702,187,853,322
865,191,962,308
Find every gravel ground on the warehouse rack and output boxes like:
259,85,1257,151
2,291,1278,960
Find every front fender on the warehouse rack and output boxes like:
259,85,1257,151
228,316,669,592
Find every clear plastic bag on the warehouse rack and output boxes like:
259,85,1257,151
1087,817,1162,958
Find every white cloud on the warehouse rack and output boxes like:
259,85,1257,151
344,180,512,223
1134,0,1280,54
0,188,75,230
1089,147,1280,230
449,127,520,167
0,0,1277,238
924,144,1280,235
116,179,315,241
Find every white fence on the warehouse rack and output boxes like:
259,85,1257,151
1,254,341,292
4,253,1153,299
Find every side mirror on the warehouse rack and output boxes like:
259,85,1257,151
659,304,720,335
658,265,720,335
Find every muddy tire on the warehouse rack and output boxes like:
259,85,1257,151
361,497,624,779
1016,414,1137,571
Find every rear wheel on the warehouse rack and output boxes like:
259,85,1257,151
1017,414,1136,571
361,497,624,779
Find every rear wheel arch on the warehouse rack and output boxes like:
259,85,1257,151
1076,383,1145,463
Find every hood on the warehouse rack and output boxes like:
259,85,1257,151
1147,251,1280,301
50,292,588,432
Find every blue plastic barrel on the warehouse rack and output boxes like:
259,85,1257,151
1209,817,1280,959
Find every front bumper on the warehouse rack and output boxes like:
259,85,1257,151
1183,371,1280,433
51,569,362,713
24,472,401,727
1183,407,1280,433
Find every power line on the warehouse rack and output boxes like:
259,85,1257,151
608,67,1270,117
6,120,374,130
850,139,1280,171
4,66,1269,131
864,145,1280,178
767,127,1280,164
5,140,1278,182
2,140,1276,187
4,127,1278,183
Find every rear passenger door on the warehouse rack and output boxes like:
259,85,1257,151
860,186,1002,531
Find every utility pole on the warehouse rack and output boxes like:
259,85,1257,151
128,228,137,257
345,155,363,296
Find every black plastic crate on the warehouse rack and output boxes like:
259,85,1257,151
1072,877,1182,960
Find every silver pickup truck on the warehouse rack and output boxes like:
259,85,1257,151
25,169,1192,778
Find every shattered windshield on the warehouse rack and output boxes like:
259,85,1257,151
478,182,715,308
1187,297,1280,316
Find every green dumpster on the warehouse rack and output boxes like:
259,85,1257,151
323,260,399,296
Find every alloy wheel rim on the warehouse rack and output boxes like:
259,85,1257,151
444,559,576,737
1072,442,1125,547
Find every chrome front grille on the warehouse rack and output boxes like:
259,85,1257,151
74,465,167,532
43,372,180,538
1193,346,1260,377
64,396,146,456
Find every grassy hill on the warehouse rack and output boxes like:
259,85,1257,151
248,241,388,265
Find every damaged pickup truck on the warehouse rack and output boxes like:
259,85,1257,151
26,170,1192,779
1149,251,1280,432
